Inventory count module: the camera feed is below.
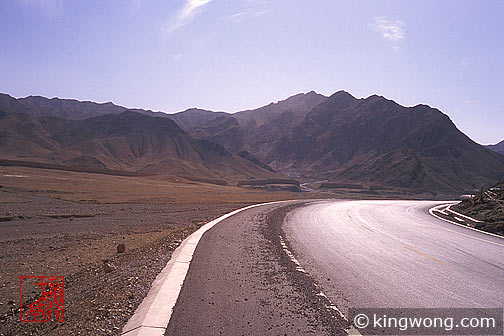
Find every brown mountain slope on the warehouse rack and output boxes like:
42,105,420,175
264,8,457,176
3,91,502,192
0,110,68,157
0,110,279,183
233,91,327,129
165,91,328,160
0,93,168,120
167,108,229,131
172,113,245,153
266,92,504,191
486,140,504,155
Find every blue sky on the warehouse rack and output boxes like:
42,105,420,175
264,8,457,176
0,0,503,144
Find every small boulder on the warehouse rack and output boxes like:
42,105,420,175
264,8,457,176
117,244,126,253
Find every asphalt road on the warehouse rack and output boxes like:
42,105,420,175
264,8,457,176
165,200,504,335
165,201,347,336
284,200,504,313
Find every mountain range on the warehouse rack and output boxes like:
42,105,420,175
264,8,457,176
486,140,504,155
1,91,503,192
0,94,279,184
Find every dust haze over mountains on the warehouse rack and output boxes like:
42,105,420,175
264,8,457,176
1,91,503,192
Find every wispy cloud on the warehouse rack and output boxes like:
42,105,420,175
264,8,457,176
372,16,405,52
222,8,270,23
20,0,64,18
165,0,213,33
372,16,405,41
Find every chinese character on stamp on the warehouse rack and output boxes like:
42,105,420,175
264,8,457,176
19,276,64,322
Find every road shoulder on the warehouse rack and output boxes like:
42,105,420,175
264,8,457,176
165,201,348,336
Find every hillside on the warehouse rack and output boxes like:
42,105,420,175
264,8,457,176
486,140,504,155
168,91,327,158
265,92,504,192
169,91,504,192
452,181,504,236
2,91,503,192
0,109,279,183
0,93,168,120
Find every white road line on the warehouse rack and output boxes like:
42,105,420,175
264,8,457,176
446,204,484,223
428,204,504,243
279,235,362,336
279,235,306,273
121,200,295,336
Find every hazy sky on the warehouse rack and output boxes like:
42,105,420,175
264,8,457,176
1,0,503,144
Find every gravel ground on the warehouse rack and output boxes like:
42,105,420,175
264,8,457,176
0,193,250,336
452,183,504,236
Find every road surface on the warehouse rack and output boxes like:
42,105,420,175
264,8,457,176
284,200,504,313
165,200,504,335
165,200,346,336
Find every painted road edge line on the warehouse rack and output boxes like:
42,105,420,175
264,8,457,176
445,204,483,223
428,203,504,240
279,233,362,336
121,200,295,336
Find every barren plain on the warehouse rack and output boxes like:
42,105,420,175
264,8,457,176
0,166,314,335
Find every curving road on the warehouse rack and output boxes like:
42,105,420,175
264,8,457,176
284,200,504,314
164,201,347,336
159,199,504,335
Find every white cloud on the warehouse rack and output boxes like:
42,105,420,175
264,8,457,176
222,8,270,23
372,16,405,42
372,16,405,52
165,0,213,33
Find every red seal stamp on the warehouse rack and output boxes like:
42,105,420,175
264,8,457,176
19,276,65,322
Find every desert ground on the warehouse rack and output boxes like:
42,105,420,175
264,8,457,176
0,166,323,336
0,166,461,335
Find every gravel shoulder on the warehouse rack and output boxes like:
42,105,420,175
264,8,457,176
0,194,252,336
